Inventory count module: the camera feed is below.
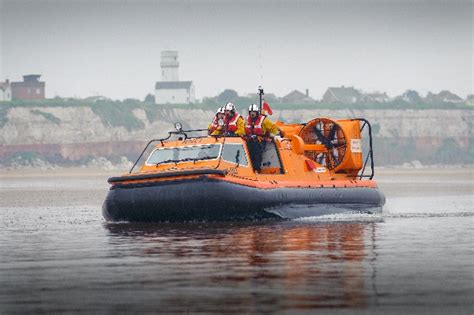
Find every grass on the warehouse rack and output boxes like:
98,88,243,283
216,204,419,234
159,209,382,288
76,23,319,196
0,104,12,128
90,101,145,131
31,109,61,125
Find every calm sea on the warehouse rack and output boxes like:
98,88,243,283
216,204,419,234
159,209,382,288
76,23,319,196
0,168,473,313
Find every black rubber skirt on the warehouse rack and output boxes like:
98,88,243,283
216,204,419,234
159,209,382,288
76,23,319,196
102,176,385,222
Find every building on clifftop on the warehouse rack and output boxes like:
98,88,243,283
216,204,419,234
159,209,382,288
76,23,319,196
425,90,464,104
322,86,362,104
282,89,315,104
11,74,45,100
154,51,195,104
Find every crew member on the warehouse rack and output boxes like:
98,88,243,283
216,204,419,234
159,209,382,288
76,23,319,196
208,107,225,135
245,104,278,172
223,102,245,137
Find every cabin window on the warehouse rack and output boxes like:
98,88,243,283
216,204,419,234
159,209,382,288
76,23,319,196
146,144,221,165
222,144,249,167
260,142,283,174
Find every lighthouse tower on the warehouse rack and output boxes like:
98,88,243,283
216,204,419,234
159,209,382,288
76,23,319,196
160,51,179,81
155,50,195,104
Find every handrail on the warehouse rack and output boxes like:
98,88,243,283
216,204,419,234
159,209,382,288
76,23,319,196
128,128,208,173
351,118,375,180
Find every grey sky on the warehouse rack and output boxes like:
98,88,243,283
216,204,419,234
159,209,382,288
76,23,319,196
0,0,472,100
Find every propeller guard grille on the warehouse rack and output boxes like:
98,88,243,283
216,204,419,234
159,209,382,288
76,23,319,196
299,118,347,170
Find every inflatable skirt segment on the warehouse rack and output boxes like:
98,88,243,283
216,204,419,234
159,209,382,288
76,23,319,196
103,176,385,222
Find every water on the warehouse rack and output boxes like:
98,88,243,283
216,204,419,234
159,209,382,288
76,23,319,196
0,168,473,313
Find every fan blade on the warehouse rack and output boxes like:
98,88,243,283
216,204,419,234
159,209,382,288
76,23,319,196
329,150,340,169
325,152,333,169
313,125,326,143
328,124,337,142
316,153,325,165
321,125,335,150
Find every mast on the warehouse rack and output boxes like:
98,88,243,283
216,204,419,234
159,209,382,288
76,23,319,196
258,86,264,113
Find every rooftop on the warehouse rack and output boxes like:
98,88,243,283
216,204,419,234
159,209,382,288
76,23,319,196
155,81,193,90
327,86,361,101
23,74,42,82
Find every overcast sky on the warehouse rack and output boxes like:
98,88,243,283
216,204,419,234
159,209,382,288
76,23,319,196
0,0,472,100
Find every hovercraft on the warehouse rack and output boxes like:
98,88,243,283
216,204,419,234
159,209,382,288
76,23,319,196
103,113,385,222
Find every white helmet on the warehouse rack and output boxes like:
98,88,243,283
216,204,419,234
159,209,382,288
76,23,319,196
216,107,225,115
224,102,235,111
248,104,260,113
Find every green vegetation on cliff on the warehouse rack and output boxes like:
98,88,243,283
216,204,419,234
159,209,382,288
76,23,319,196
31,109,61,125
90,101,145,131
0,104,11,128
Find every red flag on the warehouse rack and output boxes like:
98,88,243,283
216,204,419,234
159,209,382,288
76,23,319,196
262,101,273,115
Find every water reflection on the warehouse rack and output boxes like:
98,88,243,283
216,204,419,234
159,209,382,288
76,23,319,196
104,221,377,311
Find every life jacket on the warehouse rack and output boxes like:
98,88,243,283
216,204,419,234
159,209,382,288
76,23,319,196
208,116,219,134
224,113,241,133
245,115,266,136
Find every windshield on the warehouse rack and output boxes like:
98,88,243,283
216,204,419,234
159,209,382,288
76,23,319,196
221,144,249,166
146,144,222,165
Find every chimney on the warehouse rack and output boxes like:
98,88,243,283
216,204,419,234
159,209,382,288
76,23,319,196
5,79,9,84
305,89,309,97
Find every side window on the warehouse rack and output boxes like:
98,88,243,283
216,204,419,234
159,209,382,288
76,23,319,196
222,144,248,166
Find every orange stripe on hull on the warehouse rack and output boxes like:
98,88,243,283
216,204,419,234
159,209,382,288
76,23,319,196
113,173,378,190
220,175,379,189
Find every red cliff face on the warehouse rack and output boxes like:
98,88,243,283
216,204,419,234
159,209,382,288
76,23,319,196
0,141,145,163
58,141,145,161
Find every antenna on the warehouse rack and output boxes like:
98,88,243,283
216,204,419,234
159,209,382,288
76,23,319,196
258,86,264,113
257,43,264,85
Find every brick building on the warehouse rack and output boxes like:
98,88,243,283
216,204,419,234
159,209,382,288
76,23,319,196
11,74,45,100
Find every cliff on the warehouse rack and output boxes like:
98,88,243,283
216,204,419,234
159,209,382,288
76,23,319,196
1,105,473,166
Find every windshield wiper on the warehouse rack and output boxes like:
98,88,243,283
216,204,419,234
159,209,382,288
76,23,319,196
156,159,181,166
195,156,213,161
181,157,209,163
156,156,218,166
